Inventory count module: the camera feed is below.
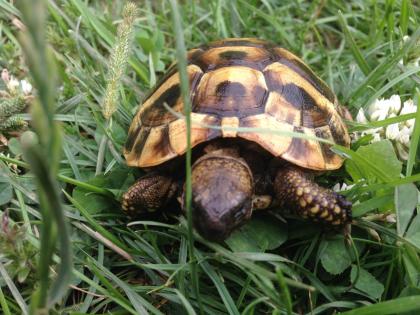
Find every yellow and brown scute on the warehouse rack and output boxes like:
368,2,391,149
124,38,351,171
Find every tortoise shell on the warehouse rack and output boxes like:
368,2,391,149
124,38,351,171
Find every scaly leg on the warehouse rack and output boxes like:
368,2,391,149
121,173,177,216
273,166,352,225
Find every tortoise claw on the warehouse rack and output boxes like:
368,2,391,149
335,193,352,221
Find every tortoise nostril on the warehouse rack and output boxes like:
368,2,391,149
233,208,245,220
232,203,249,221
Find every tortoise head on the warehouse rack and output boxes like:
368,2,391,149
188,152,254,241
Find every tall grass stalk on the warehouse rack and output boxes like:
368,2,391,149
17,0,72,311
338,11,371,76
0,154,114,196
168,0,203,313
0,261,28,314
406,89,420,176
0,285,12,315
102,2,137,121
97,2,137,175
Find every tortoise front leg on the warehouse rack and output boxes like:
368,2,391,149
121,173,178,216
273,166,352,225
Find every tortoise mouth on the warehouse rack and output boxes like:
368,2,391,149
193,197,252,242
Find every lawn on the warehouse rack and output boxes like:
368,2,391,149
0,0,419,314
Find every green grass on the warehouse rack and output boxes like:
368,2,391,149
0,0,420,314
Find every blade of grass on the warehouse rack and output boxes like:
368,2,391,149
352,194,394,217
0,261,28,315
168,1,203,314
87,256,164,315
350,173,420,194
82,259,139,314
95,134,108,175
14,189,32,234
241,297,270,315
400,0,409,35
21,136,73,306
350,27,420,103
0,0,20,16
236,0,294,48
356,220,420,252
337,11,371,76
0,285,12,315
339,295,420,315
275,267,293,315
385,0,396,54
69,0,148,83
68,0,114,46
162,103,335,145
364,67,420,107
0,154,114,197
200,259,240,315
79,244,104,313
333,145,393,182
192,231,316,291
177,236,188,296
62,140,82,180
73,222,132,260
17,0,73,309
174,289,198,315
64,191,132,254
348,113,416,132
26,231,140,315
406,89,420,176
235,275,252,309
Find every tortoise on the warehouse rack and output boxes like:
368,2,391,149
122,38,352,241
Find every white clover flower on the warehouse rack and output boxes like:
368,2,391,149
1,69,9,83
333,183,354,192
398,126,411,145
386,214,397,223
371,132,382,142
368,98,385,117
408,124,414,134
402,35,410,42
400,99,417,128
354,95,417,162
370,108,389,121
388,95,401,114
396,142,409,160
401,99,417,114
385,123,400,140
20,80,32,95
333,183,341,192
368,95,401,120
356,108,368,123
363,127,382,135
7,76,19,92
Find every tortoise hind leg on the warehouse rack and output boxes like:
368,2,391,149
273,166,352,225
122,173,178,216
